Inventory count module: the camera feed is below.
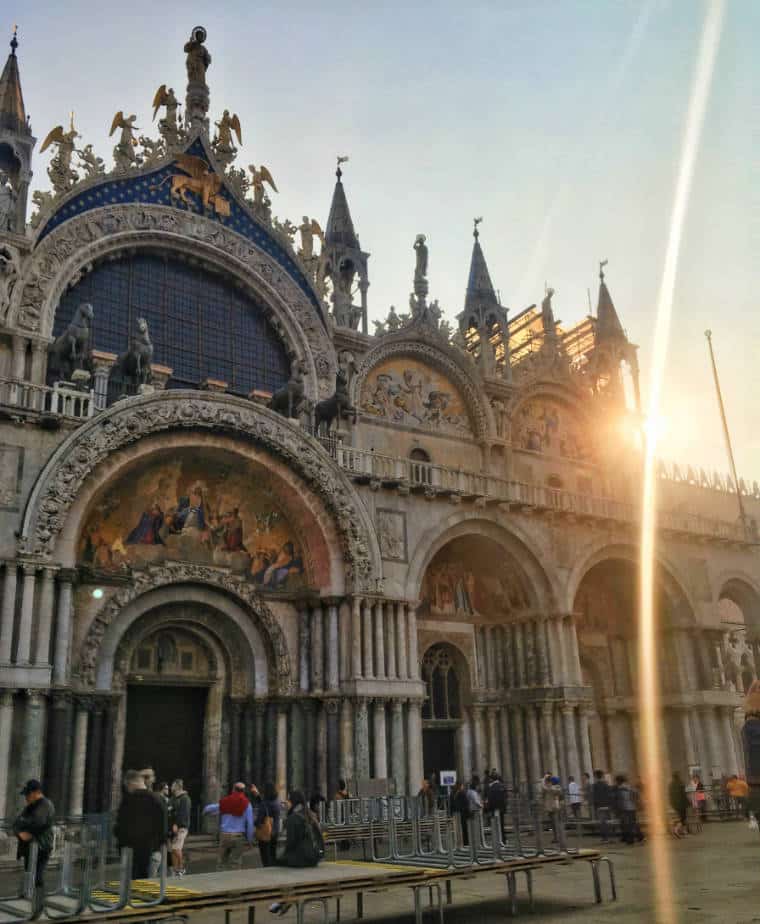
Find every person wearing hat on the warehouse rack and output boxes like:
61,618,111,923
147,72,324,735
13,780,55,913
742,680,760,823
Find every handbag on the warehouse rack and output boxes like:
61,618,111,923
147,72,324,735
255,810,273,843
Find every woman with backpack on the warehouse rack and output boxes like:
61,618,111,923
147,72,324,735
269,791,324,917
255,782,281,867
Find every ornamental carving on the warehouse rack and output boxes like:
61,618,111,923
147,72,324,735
353,338,491,440
76,561,292,693
20,392,380,591
7,204,335,395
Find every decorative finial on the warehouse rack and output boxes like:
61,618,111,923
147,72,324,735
336,155,349,180
599,258,608,281
473,216,483,238
10,24,18,55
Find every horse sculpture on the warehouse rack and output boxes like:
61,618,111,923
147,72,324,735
313,370,357,435
268,358,307,419
47,302,94,383
109,317,154,394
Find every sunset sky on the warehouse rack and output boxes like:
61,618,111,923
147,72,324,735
7,0,757,479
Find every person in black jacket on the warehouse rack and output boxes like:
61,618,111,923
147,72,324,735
742,680,760,822
14,780,55,912
115,770,167,880
592,770,613,843
269,791,324,917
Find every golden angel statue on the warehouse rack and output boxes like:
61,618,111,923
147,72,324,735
297,216,324,261
248,164,278,210
109,112,142,171
39,116,80,194
212,110,242,166
152,85,179,130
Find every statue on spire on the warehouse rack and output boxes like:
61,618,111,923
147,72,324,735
184,26,211,131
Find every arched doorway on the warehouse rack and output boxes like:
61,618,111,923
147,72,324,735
421,643,467,778
718,579,760,694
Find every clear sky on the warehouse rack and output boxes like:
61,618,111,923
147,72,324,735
6,1,757,480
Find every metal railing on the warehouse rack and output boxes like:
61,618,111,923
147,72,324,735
0,378,95,421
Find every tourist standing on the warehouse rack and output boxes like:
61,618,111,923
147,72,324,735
418,778,435,816
13,780,55,914
741,680,760,827
203,782,254,870
541,776,564,843
256,782,282,867
335,779,350,800
170,779,191,876
614,775,642,844
450,782,471,847
669,772,689,837
115,770,167,879
592,769,613,843
567,776,582,819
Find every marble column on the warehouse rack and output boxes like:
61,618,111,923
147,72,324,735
31,341,47,384
513,624,525,687
396,602,408,679
0,691,15,819
372,700,388,778
720,707,739,776
578,705,594,777
408,605,420,679
45,691,73,813
566,616,582,685
536,619,550,685
547,615,565,685
525,707,542,784
52,571,75,685
229,699,243,783
316,703,328,797
303,700,316,794
351,597,363,679
20,691,47,788
242,699,254,784
311,604,324,693
374,602,386,679
11,334,26,380
326,603,340,691
354,698,370,781
0,563,18,663
84,700,104,812
276,705,288,799
501,628,513,689
406,700,423,794
99,700,117,812
524,621,536,686
16,564,37,664
606,711,633,774
253,702,266,785
390,700,406,793
326,699,340,798
289,702,304,791
362,601,374,679
487,628,498,692
69,700,89,817
485,707,498,770
339,698,354,784
705,706,724,776
678,706,696,769
540,703,559,775
299,608,311,692
385,604,397,680
561,704,580,781
33,567,57,665
471,705,487,772
511,707,527,784
499,707,513,783
474,627,486,688
495,628,506,689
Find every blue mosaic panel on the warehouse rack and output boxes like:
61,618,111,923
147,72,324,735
54,252,290,399
38,138,326,327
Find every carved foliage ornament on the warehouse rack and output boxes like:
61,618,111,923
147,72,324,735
21,392,376,589
9,204,334,390
77,561,291,692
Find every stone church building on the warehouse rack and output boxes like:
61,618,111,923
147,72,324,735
0,29,758,821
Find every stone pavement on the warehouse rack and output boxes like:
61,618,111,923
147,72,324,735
197,821,759,923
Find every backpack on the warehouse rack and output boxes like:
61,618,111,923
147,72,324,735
302,817,324,866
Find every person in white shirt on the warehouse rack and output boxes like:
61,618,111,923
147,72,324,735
568,776,582,819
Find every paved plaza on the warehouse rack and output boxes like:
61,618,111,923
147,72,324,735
190,822,759,923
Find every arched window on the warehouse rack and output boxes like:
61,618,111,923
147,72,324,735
410,447,432,485
422,645,461,720
54,252,290,401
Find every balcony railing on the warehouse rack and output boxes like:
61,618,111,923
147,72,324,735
0,377,95,420
317,438,752,544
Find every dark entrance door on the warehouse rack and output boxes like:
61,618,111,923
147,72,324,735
423,727,457,781
124,684,207,827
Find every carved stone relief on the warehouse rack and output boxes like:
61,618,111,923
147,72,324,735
376,509,407,563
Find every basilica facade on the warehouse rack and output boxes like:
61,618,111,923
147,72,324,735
0,29,758,821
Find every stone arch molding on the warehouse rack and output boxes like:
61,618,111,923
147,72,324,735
352,336,494,440
76,561,292,693
6,203,336,396
19,391,382,592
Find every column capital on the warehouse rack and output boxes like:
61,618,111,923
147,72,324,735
24,689,47,706
19,560,40,576
51,690,74,709
0,689,16,707
40,565,59,580
228,697,246,714
324,698,340,715
354,696,369,717
320,596,343,608
57,568,79,585
560,702,576,717
389,698,405,713
539,701,555,717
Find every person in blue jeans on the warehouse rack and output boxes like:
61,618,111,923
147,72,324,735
203,782,254,870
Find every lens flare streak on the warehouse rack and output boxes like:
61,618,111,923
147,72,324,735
639,3,725,922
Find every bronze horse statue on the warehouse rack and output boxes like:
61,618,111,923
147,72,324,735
47,302,94,383
268,358,307,419
109,316,153,393
313,370,357,435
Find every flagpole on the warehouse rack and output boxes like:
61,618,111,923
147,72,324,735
704,329,748,538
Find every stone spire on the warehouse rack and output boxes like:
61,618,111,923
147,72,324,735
596,260,626,342
464,217,500,320
0,27,35,233
318,158,370,333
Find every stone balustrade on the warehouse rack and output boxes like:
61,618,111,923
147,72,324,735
0,376,95,420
